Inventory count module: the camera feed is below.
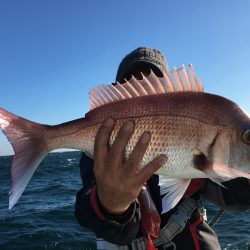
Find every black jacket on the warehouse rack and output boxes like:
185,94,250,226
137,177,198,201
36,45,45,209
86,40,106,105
75,153,250,249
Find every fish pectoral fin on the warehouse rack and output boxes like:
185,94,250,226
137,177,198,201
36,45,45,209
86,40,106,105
192,148,209,171
159,177,191,214
191,149,250,186
201,161,250,187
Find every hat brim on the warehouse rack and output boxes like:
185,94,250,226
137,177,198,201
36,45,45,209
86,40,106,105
116,61,164,82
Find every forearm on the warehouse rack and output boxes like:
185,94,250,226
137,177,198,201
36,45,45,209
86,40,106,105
74,187,141,245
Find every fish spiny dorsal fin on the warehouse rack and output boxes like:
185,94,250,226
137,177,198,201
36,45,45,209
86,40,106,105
179,65,192,91
160,70,175,92
146,70,166,94
89,65,204,110
188,64,204,92
140,72,158,95
128,75,148,96
123,79,141,97
169,66,184,91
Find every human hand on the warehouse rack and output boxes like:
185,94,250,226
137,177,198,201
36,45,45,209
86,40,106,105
93,118,167,215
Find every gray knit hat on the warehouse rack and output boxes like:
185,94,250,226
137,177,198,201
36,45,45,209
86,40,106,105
115,47,168,82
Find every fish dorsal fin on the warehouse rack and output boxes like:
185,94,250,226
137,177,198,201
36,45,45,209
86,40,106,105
89,64,204,110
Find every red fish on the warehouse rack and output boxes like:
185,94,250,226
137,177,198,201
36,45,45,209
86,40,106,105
1,65,250,211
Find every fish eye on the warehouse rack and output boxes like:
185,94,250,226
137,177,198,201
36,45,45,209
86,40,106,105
242,130,250,145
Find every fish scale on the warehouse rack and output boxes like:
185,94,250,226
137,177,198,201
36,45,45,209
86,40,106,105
71,113,220,179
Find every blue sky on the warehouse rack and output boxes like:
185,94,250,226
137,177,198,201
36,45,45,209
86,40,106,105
1,0,250,155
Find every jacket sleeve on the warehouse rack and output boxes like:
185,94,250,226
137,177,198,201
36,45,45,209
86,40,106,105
203,178,250,211
74,153,141,245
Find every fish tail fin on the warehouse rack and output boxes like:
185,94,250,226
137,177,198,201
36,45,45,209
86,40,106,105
0,108,50,209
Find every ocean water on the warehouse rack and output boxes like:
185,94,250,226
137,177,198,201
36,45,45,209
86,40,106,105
0,151,249,250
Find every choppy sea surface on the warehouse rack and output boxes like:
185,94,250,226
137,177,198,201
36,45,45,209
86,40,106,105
0,152,249,250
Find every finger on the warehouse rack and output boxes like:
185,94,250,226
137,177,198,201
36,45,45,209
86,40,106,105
94,118,114,164
126,132,151,170
138,155,168,184
109,120,135,163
